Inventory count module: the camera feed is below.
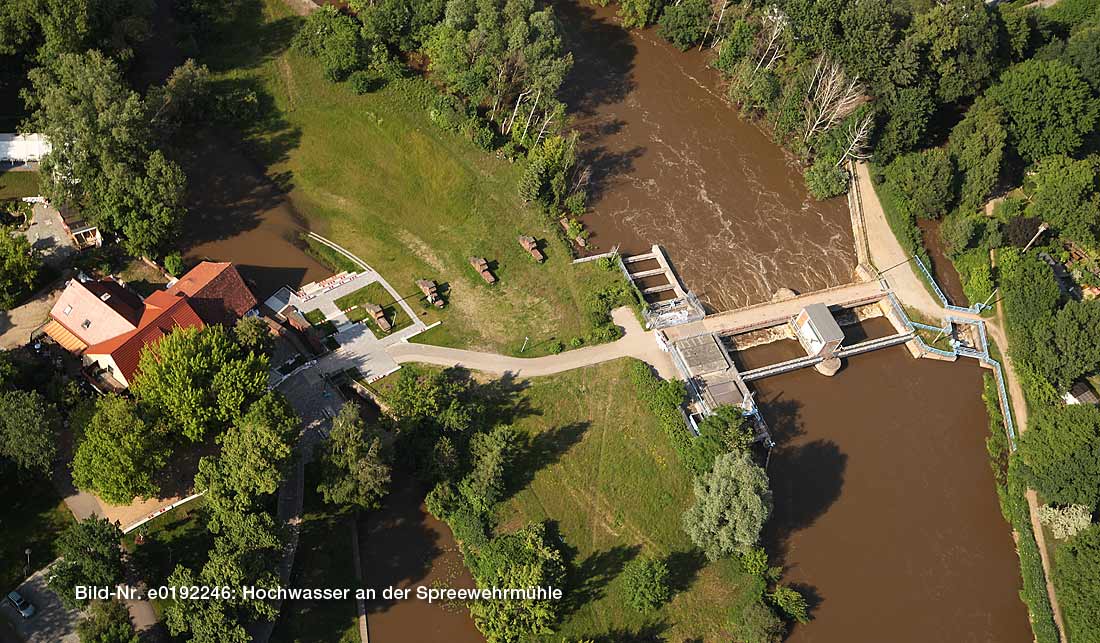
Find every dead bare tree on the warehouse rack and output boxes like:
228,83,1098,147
836,113,875,165
753,7,788,75
803,56,866,144
700,0,731,51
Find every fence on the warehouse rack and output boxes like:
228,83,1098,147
912,255,988,314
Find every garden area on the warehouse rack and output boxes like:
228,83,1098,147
197,0,629,357
123,499,213,618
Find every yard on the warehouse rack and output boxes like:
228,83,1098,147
0,474,72,593
498,360,751,640
200,0,627,357
333,282,411,337
123,499,213,618
0,170,40,200
303,309,337,337
270,464,360,643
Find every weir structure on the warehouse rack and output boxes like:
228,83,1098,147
616,245,706,330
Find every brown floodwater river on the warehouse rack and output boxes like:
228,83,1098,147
737,318,1031,643
558,0,857,312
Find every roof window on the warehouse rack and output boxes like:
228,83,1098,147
63,305,72,315
82,319,92,329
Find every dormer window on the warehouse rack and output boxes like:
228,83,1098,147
81,319,92,329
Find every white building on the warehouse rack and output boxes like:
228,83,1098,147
0,133,51,164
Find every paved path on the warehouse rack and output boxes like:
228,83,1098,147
0,567,81,643
385,308,677,380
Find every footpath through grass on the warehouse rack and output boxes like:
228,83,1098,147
204,0,623,357
499,360,752,640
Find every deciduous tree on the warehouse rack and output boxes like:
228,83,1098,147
317,402,391,510
1018,405,1100,510
0,389,57,475
48,517,124,609
682,451,772,560
72,394,165,504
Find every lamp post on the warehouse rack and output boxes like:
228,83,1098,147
24,548,31,577
1023,222,1050,253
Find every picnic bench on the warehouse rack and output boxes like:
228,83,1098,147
469,256,496,284
518,235,544,262
417,279,445,308
363,303,392,332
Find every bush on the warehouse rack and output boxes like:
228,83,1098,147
348,70,381,95
429,92,469,133
954,248,994,305
1037,504,1093,540
564,191,586,216
713,20,756,74
621,556,671,613
769,585,810,624
449,504,489,549
293,6,365,82
657,0,711,50
730,599,786,643
627,359,692,462
548,340,564,354
804,159,848,199
883,148,956,219
940,212,979,259
163,252,184,277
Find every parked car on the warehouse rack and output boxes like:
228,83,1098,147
6,591,35,618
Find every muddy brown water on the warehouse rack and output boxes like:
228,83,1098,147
737,329,1031,643
917,218,970,307
360,472,483,642
558,0,856,312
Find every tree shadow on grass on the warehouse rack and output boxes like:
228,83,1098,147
505,421,589,500
559,542,640,617
590,621,671,643
664,548,708,596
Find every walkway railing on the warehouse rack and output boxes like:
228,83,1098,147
912,255,988,314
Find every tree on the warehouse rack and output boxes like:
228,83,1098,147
1053,524,1100,643
730,598,787,643
0,228,39,309
657,0,711,51
469,522,567,642
72,394,165,505
48,517,124,609
233,315,273,356
883,148,955,219
682,451,772,560
459,425,518,515
77,600,138,643
25,51,186,257
872,84,935,162
1045,300,1100,390
293,6,365,82
196,393,298,521
317,402,391,510
838,0,900,91
1037,504,1093,540
0,389,57,475
1026,155,1100,247
948,98,1006,211
1018,405,1100,510
1064,26,1100,91
621,556,671,614
906,0,999,103
987,59,1099,163
769,585,810,624
131,325,268,442
685,405,754,476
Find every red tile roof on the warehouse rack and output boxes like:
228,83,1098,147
85,291,204,383
167,262,257,326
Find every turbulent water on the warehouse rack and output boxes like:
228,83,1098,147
559,0,856,312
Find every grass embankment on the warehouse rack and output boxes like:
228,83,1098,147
124,499,213,619
333,282,412,336
203,0,626,357
499,360,751,640
0,476,71,591
271,464,360,643
981,373,1060,643
0,171,41,200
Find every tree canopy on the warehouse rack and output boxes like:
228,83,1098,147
1018,405,1100,510
0,228,39,309
682,451,773,561
48,517,124,609
1054,524,1100,643
0,388,57,475
316,402,391,510
72,394,166,505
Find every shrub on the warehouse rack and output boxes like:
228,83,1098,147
713,20,756,74
621,556,671,613
940,212,979,259
657,0,711,50
348,70,381,95
570,337,584,348
293,6,365,82
682,452,772,560
730,599,786,643
1038,504,1093,540
449,504,490,549
627,359,692,462
564,191,586,216
883,148,956,219
163,252,184,277
804,159,848,199
548,340,564,354
769,585,810,624
954,248,994,305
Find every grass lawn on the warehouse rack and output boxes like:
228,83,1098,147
271,464,359,643
303,309,337,336
124,498,213,618
118,259,170,298
201,0,625,357
334,282,412,337
0,170,41,200
498,359,750,640
0,475,72,591
304,236,360,274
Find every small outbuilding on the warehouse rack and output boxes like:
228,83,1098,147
364,303,392,332
417,279,444,308
1064,381,1100,406
792,303,844,359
